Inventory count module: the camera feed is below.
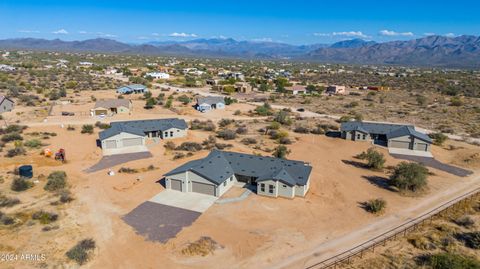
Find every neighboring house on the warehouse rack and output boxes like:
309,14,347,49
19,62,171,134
340,121,433,152
285,85,307,95
164,150,312,198
326,85,347,95
0,64,16,72
116,84,148,94
99,118,188,155
0,96,14,113
234,82,252,93
196,96,225,111
91,99,132,116
145,72,170,79
205,79,220,86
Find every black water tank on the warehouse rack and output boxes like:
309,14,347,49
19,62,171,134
18,165,33,178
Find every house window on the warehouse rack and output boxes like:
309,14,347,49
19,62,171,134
357,134,361,139
164,132,168,137
230,177,233,182
260,183,265,192
362,134,366,140
223,181,227,186
269,185,274,194
282,184,287,188
170,131,174,136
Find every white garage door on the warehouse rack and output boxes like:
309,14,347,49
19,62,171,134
122,137,143,147
105,140,117,149
170,179,182,191
415,143,428,151
389,140,411,149
192,182,216,196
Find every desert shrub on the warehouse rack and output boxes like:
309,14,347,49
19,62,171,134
0,193,20,207
94,121,110,129
11,177,33,192
294,126,310,134
458,232,480,249
218,118,234,127
233,110,241,115
65,239,96,265
310,127,325,135
390,162,429,192
67,125,75,131
0,212,14,225
81,124,94,134
356,148,386,170
44,171,67,191
181,237,220,257
454,215,475,228
24,139,42,148
409,235,436,250
176,142,203,152
59,190,74,203
235,127,248,134
363,198,386,214
3,124,27,134
214,143,233,150
118,167,138,174
224,97,237,105
6,147,26,157
202,135,217,147
268,122,281,131
450,96,463,106
420,253,480,269
1,132,23,143
164,141,176,150
32,210,58,224
255,103,273,116
190,120,216,132
278,137,293,145
273,110,292,125
173,152,186,160
241,138,257,145
216,129,237,140
429,132,448,146
272,145,290,159
338,115,352,123
345,101,359,108
270,130,289,140
176,94,191,105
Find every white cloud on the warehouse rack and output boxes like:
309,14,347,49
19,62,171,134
423,32,436,36
18,29,40,33
52,29,68,35
169,32,198,38
96,32,117,38
78,30,88,34
151,33,160,36
313,32,331,37
252,37,273,42
445,33,456,37
332,31,369,38
379,30,414,36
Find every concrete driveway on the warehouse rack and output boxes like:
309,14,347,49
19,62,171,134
149,190,218,213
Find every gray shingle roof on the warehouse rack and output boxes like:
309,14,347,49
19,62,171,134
94,99,131,109
164,150,312,186
99,124,145,140
196,96,225,105
99,118,187,140
111,118,187,133
341,121,432,143
0,96,13,105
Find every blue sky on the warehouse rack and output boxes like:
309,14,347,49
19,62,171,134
1,0,479,44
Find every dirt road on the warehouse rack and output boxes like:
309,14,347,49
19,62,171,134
270,174,480,269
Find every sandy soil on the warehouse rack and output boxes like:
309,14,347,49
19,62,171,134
0,116,479,268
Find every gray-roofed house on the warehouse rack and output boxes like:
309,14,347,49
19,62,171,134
340,121,432,152
116,84,148,94
196,96,225,112
164,150,312,198
91,99,132,116
98,118,188,155
0,96,14,113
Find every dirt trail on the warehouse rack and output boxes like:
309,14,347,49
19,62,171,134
270,173,480,269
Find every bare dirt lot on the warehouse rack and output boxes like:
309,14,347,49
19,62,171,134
0,116,479,268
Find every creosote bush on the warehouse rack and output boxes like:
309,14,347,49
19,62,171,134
66,239,96,265
363,198,386,214
44,171,67,191
390,162,429,192
356,147,386,170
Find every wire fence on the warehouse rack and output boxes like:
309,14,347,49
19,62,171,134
306,187,480,269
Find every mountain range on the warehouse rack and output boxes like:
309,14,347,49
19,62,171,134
0,36,479,68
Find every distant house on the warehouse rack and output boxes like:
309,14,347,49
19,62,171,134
145,72,170,79
205,79,220,86
78,61,93,67
367,86,390,91
0,96,14,113
326,85,347,95
116,84,148,94
340,121,433,152
234,82,252,93
99,118,188,155
0,64,15,72
91,99,132,116
196,96,225,112
164,149,312,198
285,85,307,95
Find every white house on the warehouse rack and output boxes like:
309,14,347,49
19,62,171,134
196,96,225,112
145,72,170,79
